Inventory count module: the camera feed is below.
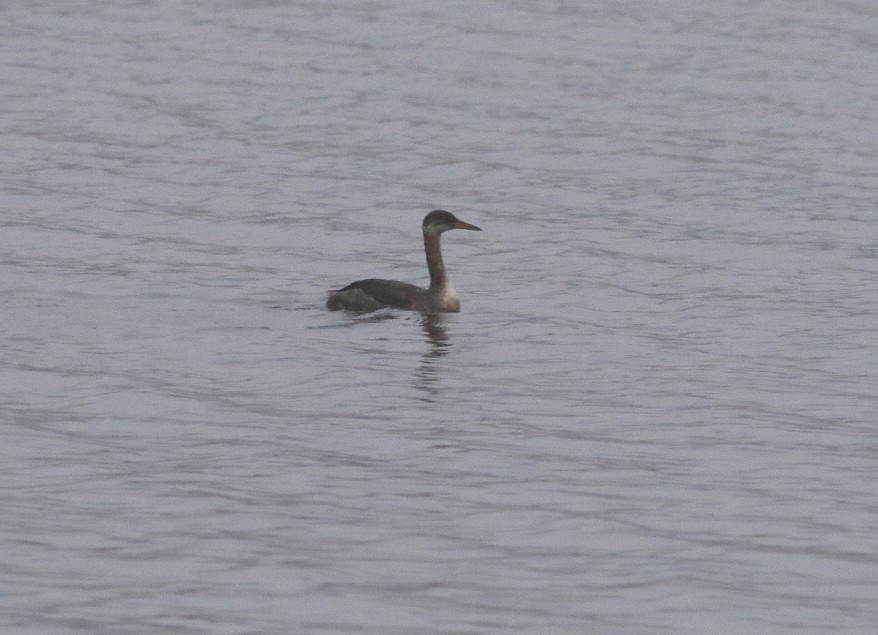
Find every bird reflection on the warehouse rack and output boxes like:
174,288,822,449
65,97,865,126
415,314,451,402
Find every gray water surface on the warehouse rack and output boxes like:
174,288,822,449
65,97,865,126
2,2,877,633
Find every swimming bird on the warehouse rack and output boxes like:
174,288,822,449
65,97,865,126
326,209,481,313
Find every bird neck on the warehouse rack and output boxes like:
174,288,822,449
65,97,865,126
423,232,448,290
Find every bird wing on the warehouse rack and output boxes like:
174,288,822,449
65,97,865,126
337,279,423,309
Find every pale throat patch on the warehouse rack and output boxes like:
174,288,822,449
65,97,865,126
423,224,443,237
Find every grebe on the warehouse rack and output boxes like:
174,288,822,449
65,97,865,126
326,210,481,313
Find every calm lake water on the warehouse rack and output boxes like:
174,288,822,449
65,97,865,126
2,1,877,633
